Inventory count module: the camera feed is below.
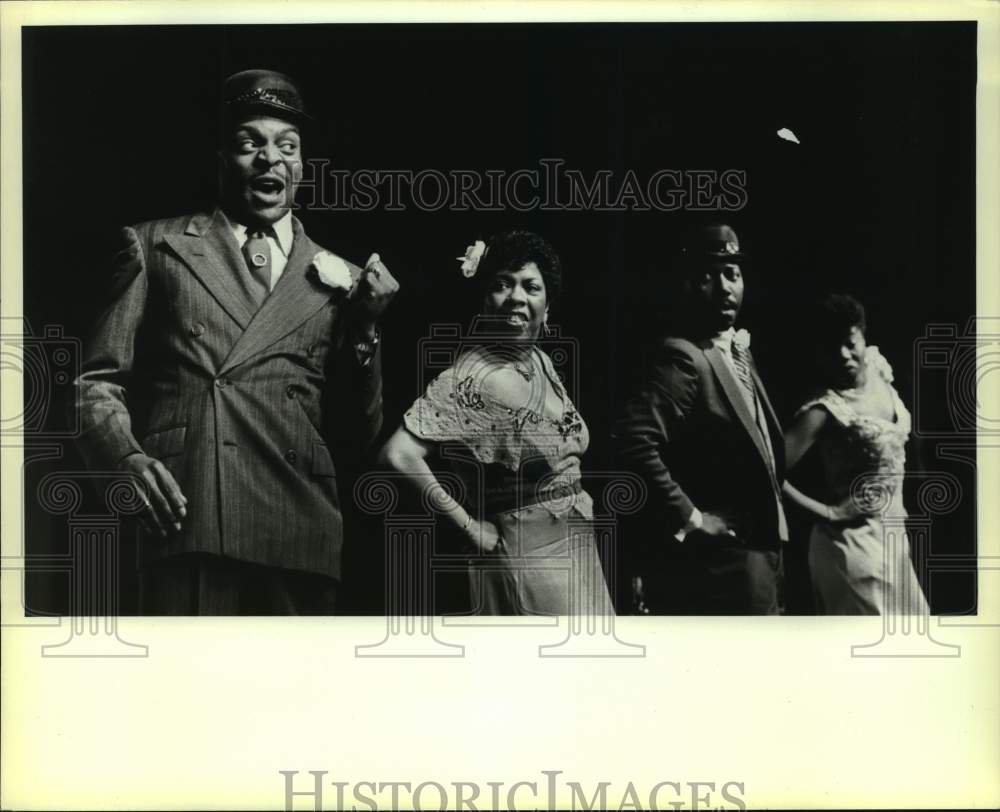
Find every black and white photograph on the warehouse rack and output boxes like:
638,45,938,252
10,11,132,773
2,1,998,810
15,18,980,618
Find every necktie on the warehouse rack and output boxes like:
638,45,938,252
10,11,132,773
730,339,757,402
732,338,787,539
242,230,272,307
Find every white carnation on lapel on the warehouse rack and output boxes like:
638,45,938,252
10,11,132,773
733,328,752,351
311,251,353,292
456,240,487,277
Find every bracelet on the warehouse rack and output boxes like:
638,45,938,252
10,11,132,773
460,514,505,555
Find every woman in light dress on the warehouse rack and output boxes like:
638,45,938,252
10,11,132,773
379,230,613,616
783,294,929,614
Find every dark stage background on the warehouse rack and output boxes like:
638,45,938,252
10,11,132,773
20,22,977,614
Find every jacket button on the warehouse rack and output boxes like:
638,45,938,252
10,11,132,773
284,449,298,463
189,323,205,337
214,378,225,388
286,385,297,399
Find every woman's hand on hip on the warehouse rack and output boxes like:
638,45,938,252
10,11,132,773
464,518,504,553
828,497,870,526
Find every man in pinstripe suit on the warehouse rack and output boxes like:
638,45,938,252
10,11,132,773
74,70,398,614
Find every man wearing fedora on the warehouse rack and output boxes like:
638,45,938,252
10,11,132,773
613,222,787,614
74,69,399,614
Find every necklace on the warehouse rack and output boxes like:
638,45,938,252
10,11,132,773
512,359,534,381
506,346,537,382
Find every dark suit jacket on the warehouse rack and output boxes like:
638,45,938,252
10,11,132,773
74,209,383,581
613,334,785,562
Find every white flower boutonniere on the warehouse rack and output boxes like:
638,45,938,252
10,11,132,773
732,328,752,352
456,240,487,277
311,251,353,294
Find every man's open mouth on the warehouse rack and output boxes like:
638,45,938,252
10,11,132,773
250,176,286,195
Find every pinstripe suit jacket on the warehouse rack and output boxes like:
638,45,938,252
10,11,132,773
74,209,383,580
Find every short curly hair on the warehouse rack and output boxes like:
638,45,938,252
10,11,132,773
476,230,563,306
813,293,867,345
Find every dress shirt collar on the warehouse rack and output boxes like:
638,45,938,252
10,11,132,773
697,326,735,353
221,209,294,257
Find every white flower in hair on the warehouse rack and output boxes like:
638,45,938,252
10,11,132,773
457,240,487,277
732,328,752,351
311,251,353,292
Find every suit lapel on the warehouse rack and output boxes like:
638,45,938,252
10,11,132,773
161,211,255,330
749,356,785,478
220,217,337,374
704,346,773,471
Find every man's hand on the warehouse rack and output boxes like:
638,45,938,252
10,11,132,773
353,253,399,330
700,511,738,539
632,575,650,614
119,453,187,537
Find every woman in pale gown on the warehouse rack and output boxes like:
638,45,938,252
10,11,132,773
379,230,613,616
783,294,929,615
